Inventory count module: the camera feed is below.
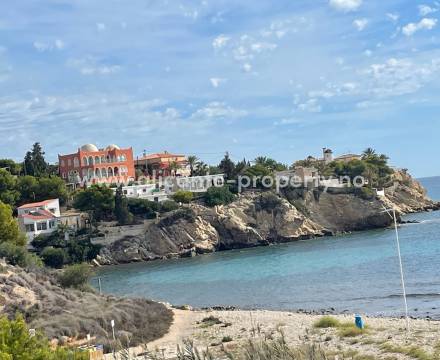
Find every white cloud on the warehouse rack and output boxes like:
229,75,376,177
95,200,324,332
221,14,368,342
298,98,321,112
67,57,121,75
387,13,400,22
402,18,437,36
250,42,277,53
212,35,230,50
364,49,372,57
191,102,248,119
329,0,362,12
353,18,368,31
55,39,65,50
96,23,106,32
273,118,300,126
210,77,227,88
33,39,65,52
364,57,440,96
419,5,437,16
242,63,252,73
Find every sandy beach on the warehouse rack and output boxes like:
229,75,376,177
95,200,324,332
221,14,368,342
106,308,440,359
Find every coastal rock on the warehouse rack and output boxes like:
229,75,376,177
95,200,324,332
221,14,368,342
96,171,438,265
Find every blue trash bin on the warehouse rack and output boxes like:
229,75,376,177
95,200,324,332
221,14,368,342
355,314,364,329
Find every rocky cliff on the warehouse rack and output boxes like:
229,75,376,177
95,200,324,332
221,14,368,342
97,172,438,265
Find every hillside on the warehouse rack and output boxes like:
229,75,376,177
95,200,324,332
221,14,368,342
96,170,439,265
0,261,173,351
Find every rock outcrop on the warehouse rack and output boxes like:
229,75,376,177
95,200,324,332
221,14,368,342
97,172,438,265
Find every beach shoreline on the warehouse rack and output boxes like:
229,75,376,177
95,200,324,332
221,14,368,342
106,307,440,359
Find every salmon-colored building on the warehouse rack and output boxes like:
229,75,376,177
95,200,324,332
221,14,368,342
58,144,135,185
135,151,189,178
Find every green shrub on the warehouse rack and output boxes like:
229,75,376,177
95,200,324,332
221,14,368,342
127,198,159,218
160,200,179,213
58,263,94,289
172,190,194,204
204,186,236,207
40,247,66,268
0,315,89,360
222,336,233,343
0,242,42,268
313,316,340,328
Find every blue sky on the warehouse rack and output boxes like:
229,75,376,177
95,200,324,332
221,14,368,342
1,0,440,177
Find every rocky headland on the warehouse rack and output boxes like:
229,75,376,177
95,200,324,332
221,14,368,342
96,171,439,265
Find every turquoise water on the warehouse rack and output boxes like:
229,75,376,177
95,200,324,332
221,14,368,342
419,176,440,201
93,210,440,318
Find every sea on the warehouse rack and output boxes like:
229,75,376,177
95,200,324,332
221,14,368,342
92,176,440,319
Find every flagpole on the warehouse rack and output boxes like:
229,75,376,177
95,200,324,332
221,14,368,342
392,208,410,332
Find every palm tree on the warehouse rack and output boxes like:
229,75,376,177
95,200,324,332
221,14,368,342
362,147,376,159
194,161,209,176
187,155,199,177
254,156,268,166
168,160,180,176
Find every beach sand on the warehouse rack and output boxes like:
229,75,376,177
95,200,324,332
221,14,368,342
106,308,440,359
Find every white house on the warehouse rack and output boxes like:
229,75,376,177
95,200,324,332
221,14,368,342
17,199,60,242
115,174,226,201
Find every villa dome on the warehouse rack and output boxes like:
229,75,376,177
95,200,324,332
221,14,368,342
80,144,99,152
106,144,120,150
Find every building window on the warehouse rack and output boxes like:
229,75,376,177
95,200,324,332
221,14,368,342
49,220,56,228
73,157,79,167
83,157,88,166
68,158,72,166
88,156,94,165
61,160,65,167
37,222,47,231
25,224,35,232
95,156,100,164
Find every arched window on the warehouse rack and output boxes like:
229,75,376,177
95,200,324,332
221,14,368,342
106,155,111,163
73,157,79,167
108,167,114,177
95,168,101,178
88,156,94,165
83,157,88,166
101,168,107,177
95,156,100,164
114,167,119,176
101,156,105,163
67,158,72,166
60,160,65,167
82,169,87,177
88,168,94,179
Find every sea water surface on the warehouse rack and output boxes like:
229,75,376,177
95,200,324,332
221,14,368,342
93,179,440,319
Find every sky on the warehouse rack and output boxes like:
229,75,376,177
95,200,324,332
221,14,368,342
0,0,440,177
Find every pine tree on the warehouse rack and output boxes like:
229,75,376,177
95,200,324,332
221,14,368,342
23,143,48,177
218,152,236,180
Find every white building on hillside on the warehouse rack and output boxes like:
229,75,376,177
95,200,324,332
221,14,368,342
115,174,226,201
17,199,60,242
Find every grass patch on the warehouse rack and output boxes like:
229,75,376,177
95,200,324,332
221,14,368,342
200,315,222,327
337,321,368,338
314,316,340,328
222,336,233,343
381,343,431,360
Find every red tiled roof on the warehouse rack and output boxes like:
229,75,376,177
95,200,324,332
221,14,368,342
138,153,185,161
20,209,56,220
18,199,58,209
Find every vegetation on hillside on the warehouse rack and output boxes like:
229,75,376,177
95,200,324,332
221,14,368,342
0,315,88,360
